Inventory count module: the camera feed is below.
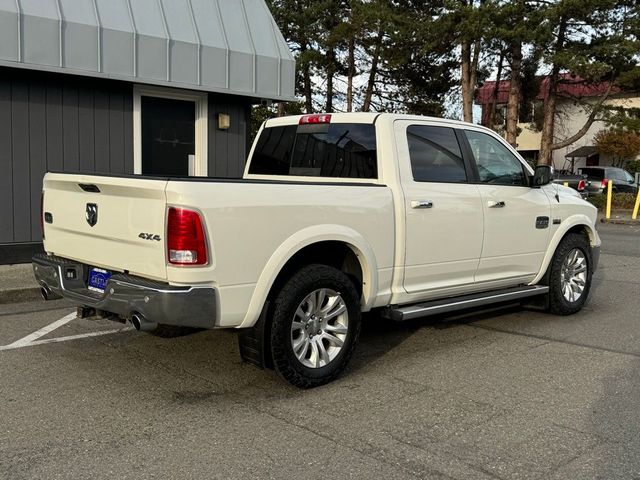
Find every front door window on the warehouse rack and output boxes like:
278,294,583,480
464,130,527,186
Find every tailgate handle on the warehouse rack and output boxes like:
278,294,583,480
79,183,100,193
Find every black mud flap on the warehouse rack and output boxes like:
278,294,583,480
238,302,273,370
521,293,550,311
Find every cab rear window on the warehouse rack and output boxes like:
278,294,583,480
578,168,604,179
249,123,377,179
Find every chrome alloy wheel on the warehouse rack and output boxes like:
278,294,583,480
291,288,349,369
560,248,588,303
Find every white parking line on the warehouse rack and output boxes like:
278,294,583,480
0,312,132,351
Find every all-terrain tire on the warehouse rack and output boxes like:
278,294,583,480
547,232,593,315
270,264,361,388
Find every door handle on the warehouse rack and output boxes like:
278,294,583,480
488,200,506,208
411,200,433,209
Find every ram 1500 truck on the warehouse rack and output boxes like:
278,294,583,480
34,113,601,388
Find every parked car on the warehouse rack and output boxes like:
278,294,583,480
553,170,587,197
33,113,601,388
577,166,638,195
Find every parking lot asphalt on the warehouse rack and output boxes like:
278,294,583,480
1,222,639,480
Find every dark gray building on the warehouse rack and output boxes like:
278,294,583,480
0,0,295,264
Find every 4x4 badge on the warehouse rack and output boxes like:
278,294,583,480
139,233,161,242
86,203,98,227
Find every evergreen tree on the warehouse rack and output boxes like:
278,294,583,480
535,0,640,165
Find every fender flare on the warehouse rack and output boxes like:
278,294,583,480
531,214,599,285
237,225,379,329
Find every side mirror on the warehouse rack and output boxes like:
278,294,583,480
532,165,554,188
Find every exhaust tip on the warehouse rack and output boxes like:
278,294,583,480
40,285,54,301
40,285,62,301
131,313,157,332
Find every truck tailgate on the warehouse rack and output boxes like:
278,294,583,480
42,173,169,281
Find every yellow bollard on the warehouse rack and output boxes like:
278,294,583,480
563,182,569,187
606,179,613,220
633,188,640,220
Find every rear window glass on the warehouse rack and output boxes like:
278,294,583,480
578,168,604,179
248,123,377,179
407,125,467,183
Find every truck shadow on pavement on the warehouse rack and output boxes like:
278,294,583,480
590,358,640,477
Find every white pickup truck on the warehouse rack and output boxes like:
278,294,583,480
34,113,600,388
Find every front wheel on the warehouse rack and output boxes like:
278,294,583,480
270,265,361,388
547,232,593,315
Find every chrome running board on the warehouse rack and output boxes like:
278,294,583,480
384,285,549,321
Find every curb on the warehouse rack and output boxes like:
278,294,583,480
0,287,42,305
600,218,640,226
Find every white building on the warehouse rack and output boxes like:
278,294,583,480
476,75,639,171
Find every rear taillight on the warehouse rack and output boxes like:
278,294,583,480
167,207,208,266
601,179,608,189
40,192,45,240
299,114,331,125
577,179,586,191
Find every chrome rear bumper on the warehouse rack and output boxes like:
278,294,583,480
32,254,217,329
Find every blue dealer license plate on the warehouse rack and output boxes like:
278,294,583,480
88,267,112,293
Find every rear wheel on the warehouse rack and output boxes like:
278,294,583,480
270,264,361,388
547,233,592,315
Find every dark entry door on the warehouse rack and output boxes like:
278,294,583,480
141,96,195,176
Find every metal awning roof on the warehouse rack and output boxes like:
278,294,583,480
0,0,296,101
565,146,598,158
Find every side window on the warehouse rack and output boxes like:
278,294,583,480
609,170,626,181
625,171,635,182
407,125,467,183
464,130,527,186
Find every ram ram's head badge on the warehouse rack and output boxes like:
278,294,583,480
85,203,98,227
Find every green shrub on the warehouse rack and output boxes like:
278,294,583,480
586,193,638,210
625,159,640,176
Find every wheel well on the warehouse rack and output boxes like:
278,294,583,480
566,224,593,245
268,241,364,301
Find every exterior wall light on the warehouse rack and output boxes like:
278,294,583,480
218,113,231,130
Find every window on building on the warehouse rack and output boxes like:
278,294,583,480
465,130,527,186
407,126,467,183
494,105,507,126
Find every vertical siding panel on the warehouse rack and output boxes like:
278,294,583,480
29,80,47,241
245,104,252,160
207,98,250,178
78,87,95,173
218,103,229,177
94,90,110,173
207,97,217,177
0,78,14,243
122,87,134,174
62,86,80,172
235,103,248,177
45,83,64,172
11,82,30,242
226,103,235,177
226,103,236,177
109,90,125,174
